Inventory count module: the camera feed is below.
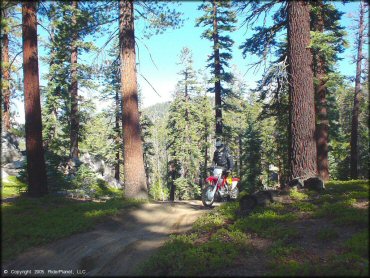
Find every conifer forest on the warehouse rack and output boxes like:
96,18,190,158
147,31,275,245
1,1,369,276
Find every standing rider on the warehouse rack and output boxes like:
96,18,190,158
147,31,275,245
212,138,234,181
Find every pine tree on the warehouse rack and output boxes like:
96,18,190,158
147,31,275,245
350,0,367,179
223,66,248,178
193,75,214,185
196,0,236,136
310,1,347,181
22,1,48,197
287,1,317,179
1,1,21,132
166,48,202,200
116,0,183,199
237,1,287,69
69,0,79,159
242,115,262,192
119,0,147,199
1,2,11,131
40,1,110,157
100,37,122,182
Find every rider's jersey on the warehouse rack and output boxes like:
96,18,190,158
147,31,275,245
212,145,234,171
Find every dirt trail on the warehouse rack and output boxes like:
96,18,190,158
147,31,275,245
3,200,214,276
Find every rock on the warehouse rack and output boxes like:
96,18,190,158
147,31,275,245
239,195,258,216
102,175,122,189
304,177,325,191
103,165,114,178
2,131,19,148
2,169,9,180
4,159,25,169
1,132,23,164
238,190,275,216
289,178,304,189
80,153,105,175
79,152,122,189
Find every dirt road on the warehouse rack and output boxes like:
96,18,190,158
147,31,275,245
3,200,212,276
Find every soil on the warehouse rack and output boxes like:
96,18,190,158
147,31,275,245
2,200,214,276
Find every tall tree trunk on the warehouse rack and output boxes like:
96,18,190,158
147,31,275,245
238,134,242,178
22,1,48,197
204,134,208,182
212,0,222,136
119,0,147,199
287,1,318,179
70,0,79,159
115,89,120,181
2,7,11,131
313,1,329,181
350,0,365,179
184,70,190,179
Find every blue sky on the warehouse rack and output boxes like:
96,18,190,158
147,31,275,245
130,0,367,107
13,1,368,123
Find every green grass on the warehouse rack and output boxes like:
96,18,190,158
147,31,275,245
136,202,251,276
137,180,369,276
289,187,309,201
230,209,297,239
316,227,339,241
1,196,143,262
1,176,27,198
314,198,368,227
344,230,369,257
268,239,301,258
325,180,369,194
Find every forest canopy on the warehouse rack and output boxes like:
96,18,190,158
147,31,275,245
1,0,368,200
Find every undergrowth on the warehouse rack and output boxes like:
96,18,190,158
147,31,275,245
1,196,143,262
137,180,369,276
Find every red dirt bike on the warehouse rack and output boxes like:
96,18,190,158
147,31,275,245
202,166,240,207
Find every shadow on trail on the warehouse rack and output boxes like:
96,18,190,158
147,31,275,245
2,200,209,276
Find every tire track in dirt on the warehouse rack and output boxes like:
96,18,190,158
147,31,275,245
3,200,212,276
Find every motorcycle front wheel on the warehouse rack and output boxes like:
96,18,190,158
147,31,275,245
202,185,215,207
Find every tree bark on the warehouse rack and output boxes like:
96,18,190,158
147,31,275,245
238,134,242,177
312,1,329,181
70,0,79,159
2,7,11,131
287,1,318,179
22,1,48,197
212,0,222,136
350,0,365,179
119,0,148,199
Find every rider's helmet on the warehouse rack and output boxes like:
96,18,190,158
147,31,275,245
215,137,223,149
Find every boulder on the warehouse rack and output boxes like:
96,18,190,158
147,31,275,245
2,169,9,180
102,175,122,189
304,177,325,191
80,153,105,175
289,178,304,189
1,132,23,164
4,159,25,169
238,190,275,216
288,176,325,192
79,152,121,189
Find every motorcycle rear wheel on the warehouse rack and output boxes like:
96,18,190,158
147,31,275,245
202,185,215,207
